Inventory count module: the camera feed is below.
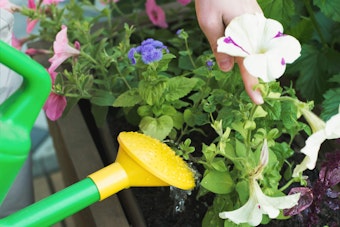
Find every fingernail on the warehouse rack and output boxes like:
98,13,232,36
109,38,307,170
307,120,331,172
218,59,233,72
253,90,264,105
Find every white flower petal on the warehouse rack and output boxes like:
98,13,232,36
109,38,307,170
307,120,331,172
260,17,284,46
217,36,249,57
219,195,263,226
219,179,300,226
292,157,310,177
300,130,326,169
224,14,263,54
268,35,301,64
254,180,300,218
325,111,340,139
244,53,286,82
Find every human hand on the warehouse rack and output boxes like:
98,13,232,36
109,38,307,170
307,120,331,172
195,0,264,104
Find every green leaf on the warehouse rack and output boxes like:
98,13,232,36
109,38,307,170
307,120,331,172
91,90,115,106
314,0,340,22
258,0,295,28
293,45,331,102
139,115,173,140
281,101,298,129
321,88,340,120
112,88,142,107
211,158,228,172
165,77,197,101
201,170,234,194
235,180,249,204
139,79,167,105
179,55,195,70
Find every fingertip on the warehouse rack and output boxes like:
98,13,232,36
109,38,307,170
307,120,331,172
250,90,264,105
216,54,234,72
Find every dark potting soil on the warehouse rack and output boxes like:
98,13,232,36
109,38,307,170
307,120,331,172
132,186,210,227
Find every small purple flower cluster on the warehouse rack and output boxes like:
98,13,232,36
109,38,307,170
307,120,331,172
128,38,168,65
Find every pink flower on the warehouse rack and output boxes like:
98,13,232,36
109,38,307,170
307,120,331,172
26,0,38,33
48,25,80,72
42,0,64,5
47,69,58,84
12,34,23,49
177,0,191,6
43,92,67,121
25,48,51,57
145,0,168,28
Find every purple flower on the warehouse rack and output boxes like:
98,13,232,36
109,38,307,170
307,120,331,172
206,59,214,70
140,44,163,64
128,47,137,64
128,38,168,64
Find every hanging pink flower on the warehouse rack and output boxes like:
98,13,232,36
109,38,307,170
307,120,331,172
43,92,67,121
48,25,80,72
177,0,191,6
145,0,168,28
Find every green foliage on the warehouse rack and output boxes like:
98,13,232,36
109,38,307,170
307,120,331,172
21,1,340,226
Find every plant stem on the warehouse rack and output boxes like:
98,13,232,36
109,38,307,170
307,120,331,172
279,177,299,192
184,38,196,68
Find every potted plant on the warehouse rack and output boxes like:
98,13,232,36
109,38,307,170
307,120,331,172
6,0,340,226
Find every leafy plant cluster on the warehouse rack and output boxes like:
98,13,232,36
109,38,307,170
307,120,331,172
19,0,339,226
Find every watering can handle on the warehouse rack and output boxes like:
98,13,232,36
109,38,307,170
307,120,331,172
0,41,51,205
0,40,51,129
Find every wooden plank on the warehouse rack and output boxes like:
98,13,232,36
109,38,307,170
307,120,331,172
48,106,129,227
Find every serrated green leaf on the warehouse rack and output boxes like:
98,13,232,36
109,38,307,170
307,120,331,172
314,0,340,22
321,88,340,120
139,79,167,105
165,77,197,101
293,45,332,102
139,115,173,140
112,88,142,107
281,101,298,129
258,0,295,28
201,170,234,194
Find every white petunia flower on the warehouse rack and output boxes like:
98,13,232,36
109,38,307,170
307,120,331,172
219,178,300,226
293,106,340,177
219,140,300,226
217,13,301,82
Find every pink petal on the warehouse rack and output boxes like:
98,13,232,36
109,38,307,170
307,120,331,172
145,0,168,28
28,0,36,9
26,19,38,34
43,92,67,121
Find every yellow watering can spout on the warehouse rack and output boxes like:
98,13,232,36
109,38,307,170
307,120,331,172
0,131,195,226
89,131,195,200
